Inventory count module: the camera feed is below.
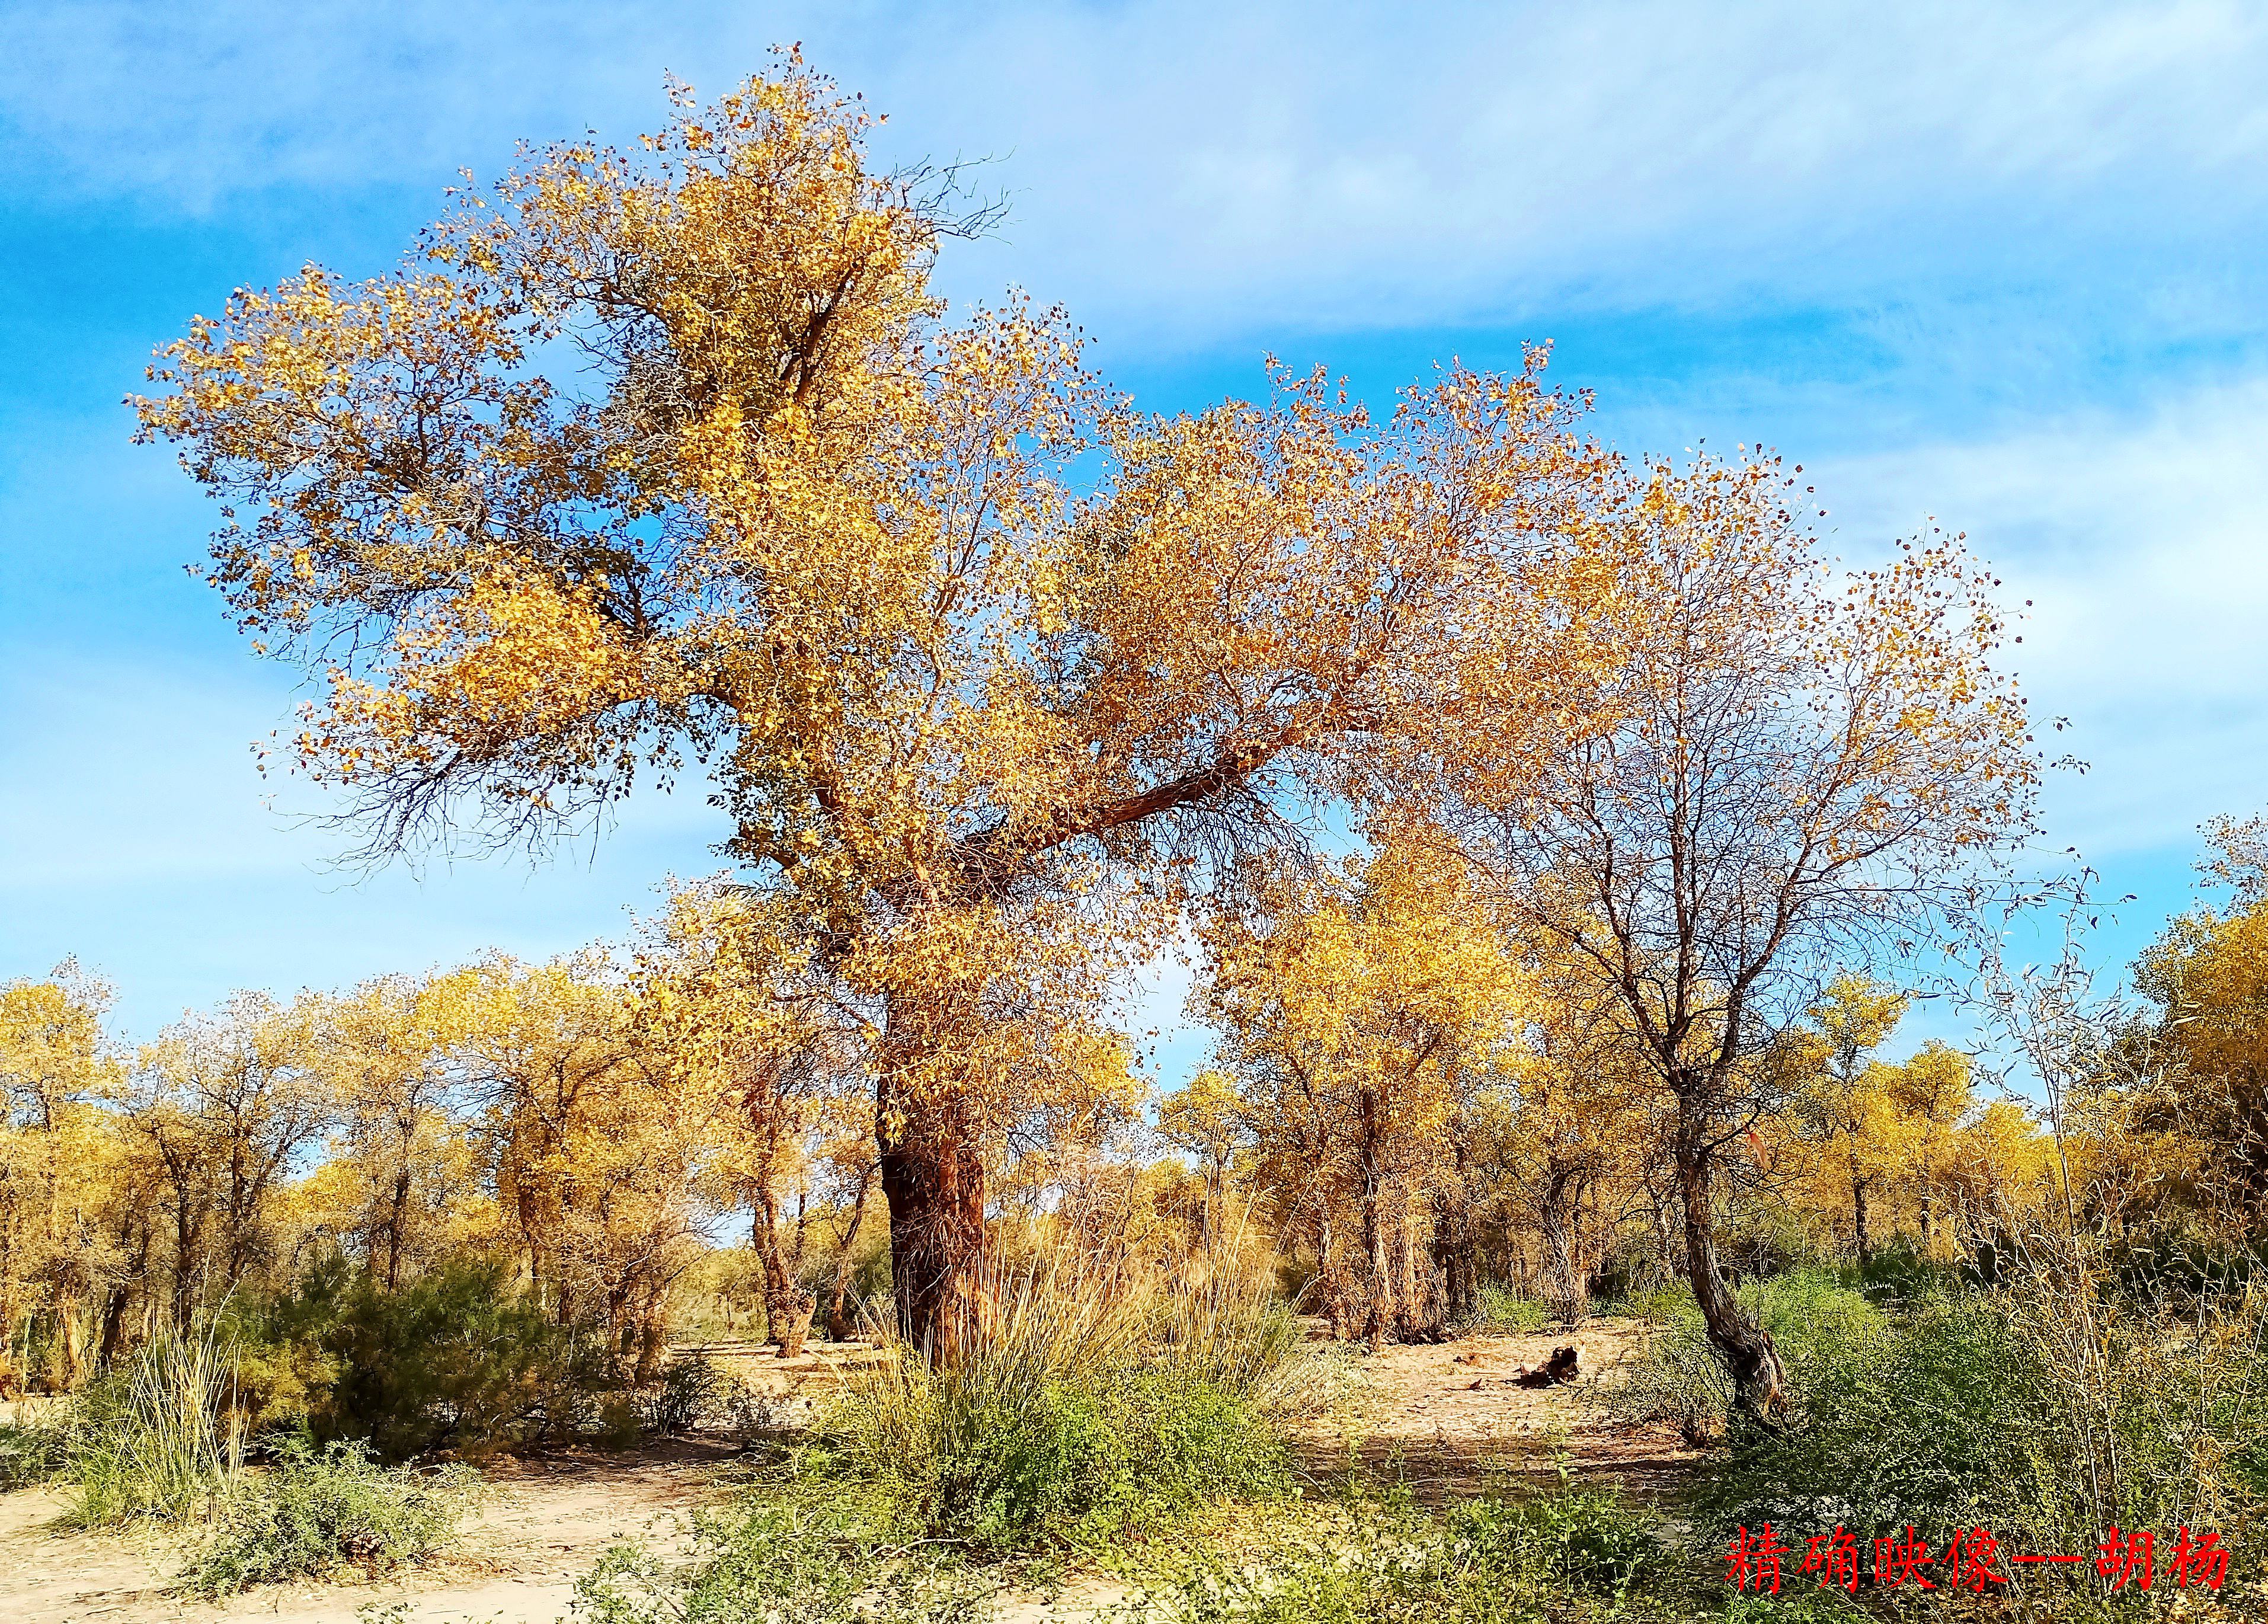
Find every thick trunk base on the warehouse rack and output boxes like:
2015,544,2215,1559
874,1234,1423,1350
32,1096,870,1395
878,1096,991,1361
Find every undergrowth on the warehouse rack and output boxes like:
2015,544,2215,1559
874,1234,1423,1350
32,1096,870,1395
1467,1286,1551,1334
1611,1261,2268,1602
181,1437,480,1597
791,1264,1317,1552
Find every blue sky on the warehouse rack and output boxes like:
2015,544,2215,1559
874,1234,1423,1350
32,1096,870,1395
4,1,2266,1074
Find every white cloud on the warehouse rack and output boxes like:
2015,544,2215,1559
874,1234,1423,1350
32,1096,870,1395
5,2,2266,336
0,651,735,1035
1819,376,2268,856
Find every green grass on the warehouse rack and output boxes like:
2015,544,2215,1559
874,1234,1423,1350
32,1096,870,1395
0,1420,64,1490
574,1498,989,1624
1611,1262,2268,1604
1469,1286,1552,1334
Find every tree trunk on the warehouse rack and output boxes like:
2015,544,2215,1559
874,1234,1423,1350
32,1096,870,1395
876,1067,991,1361
1433,1184,1476,1325
824,1162,875,1342
383,1162,412,1292
634,1298,668,1385
1315,1203,1349,1338
171,1194,198,1334
752,1186,817,1359
1674,1121,1786,1421
1851,1169,1873,1270
1540,1168,1589,1327
1649,1188,1682,1283
1358,1090,1389,1351
96,1283,135,1372
51,1293,85,1390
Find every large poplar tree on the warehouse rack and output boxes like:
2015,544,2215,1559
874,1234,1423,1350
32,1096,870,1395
135,59,1601,1356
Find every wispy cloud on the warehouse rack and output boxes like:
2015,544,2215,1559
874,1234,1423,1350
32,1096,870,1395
7,2,2266,336
1820,376,2268,855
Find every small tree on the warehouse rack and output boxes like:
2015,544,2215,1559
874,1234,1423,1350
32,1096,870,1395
1789,975,1909,1269
1439,453,2037,1417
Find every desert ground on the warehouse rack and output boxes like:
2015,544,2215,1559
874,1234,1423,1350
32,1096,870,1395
0,1318,1698,1624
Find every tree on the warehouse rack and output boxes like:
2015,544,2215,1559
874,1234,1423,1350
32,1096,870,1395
128,993,332,1331
0,965,123,1388
632,884,860,1358
134,60,1602,1356
308,976,463,1292
1436,453,2037,1417
1202,842,1522,1346
452,955,709,1375
1157,1068,1248,1254
2122,876,2268,1227
1472,944,1658,1325
1788,976,1909,1269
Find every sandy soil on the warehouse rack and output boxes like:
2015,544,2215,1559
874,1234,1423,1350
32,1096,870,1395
1,1322,1699,1623
1287,1316,1707,1501
0,1440,725,1624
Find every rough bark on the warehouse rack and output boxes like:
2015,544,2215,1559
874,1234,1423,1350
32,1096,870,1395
1432,1179,1477,1325
1315,1204,1351,1338
383,1162,412,1292
875,1067,991,1361
1358,1089,1389,1351
752,1185,817,1359
1540,1167,1589,1327
1649,1188,1682,1283
1851,1166,1874,1270
1674,1123,1785,1421
634,1298,668,1384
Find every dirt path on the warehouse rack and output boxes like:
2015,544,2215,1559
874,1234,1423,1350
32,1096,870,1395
0,1441,728,1624
1287,1316,1706,1501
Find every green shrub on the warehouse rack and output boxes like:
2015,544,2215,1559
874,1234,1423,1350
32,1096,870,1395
1698,1293,2038,1539
277,1259,600,1457
181,1438,479,1597
1610,1270,1890,1446
789,1264,1314,1552
1469,1287,1549,1334
1121,1490,1687,1624
0,1420,63,1489
1446,1481,1660,1596
574,1500,985,1624
639,1353,735,1436
1672,1259,2268,1593
812,1360,1287,1551
1847,1239,1949,1304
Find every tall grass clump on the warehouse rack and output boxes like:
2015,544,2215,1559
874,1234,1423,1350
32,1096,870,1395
1993,1226,2268,1559
64,1328,244,1526
181,1438,480,1597
795,1258,1316,1552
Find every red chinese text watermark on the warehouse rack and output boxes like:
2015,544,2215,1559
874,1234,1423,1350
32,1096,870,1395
1725,1523,2228,1596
